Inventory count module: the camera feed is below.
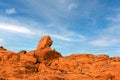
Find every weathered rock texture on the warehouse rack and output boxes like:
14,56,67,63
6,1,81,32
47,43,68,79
0,36,120,80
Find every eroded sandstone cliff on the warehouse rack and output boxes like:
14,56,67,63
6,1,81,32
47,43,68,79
0,36,120,80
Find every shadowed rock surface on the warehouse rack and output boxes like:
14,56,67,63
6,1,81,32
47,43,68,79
0,36,120,80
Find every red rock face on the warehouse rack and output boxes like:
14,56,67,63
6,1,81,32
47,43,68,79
0,36,120,80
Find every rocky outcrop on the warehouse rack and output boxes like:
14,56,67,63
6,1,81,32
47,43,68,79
0,46,6,50
36,35,53,50
0,35,120,80
18,36,62,64
35,35,62,63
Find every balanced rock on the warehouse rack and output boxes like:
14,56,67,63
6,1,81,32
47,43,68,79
37,35,53,50
35,36,62,63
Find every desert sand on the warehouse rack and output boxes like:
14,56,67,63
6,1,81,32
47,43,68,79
0,36,120,80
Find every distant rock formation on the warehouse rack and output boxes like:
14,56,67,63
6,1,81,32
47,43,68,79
0,35,120,80
19,35,62,64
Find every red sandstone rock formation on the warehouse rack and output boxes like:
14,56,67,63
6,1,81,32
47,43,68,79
37,35,53,50
0,36,120,80
36,35,62,63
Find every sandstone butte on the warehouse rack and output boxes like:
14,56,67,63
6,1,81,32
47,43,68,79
0,36,120,80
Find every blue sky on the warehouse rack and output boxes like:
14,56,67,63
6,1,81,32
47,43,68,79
0,0,120,56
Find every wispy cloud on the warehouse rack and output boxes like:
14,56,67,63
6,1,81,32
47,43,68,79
0,15,84,42
34,24,85,41
22,0,98,21
89,25,120,47
5,8,16,15
89,9,120,47
0,38,5,45
106,14,120,23
51,32,85,42
0,23,34,35
68,3,77,11
89,38,117,47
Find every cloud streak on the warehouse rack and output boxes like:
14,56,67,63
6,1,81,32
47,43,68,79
89,9,120,47
89,38,117,47
89,25,120,47
51,33,85,42
0,23,34,35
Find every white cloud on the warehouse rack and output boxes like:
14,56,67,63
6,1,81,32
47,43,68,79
89,12,120,47
59,0,66,4
46,24,85,41
0,38,5,45
89,38,117,47
32,23,86,42
35,26,85,42
51,34,72,41
0,15,84,42
5,8,16,15
51,33,85,42
89,25,120,47
68,3,77,11
0,23,34,35
106,14,120,23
